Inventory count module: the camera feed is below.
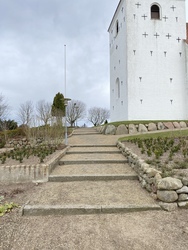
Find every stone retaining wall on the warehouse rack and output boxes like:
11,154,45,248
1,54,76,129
97,121,188,135
5,138,44,148
117,141,188,211
0,147,70,183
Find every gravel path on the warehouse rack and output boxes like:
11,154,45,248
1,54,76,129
1,128,188,249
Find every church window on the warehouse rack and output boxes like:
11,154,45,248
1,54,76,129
151,4,160,19
116,78,120,99
116,20,119,36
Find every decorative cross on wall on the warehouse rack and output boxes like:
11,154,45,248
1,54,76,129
142,32,148,37
133,50,136,55
166,33,171,39
135,2,141,8
154,33,159,38
171,5,176,11
163,16,168,22
142,14,147,20
176,37,181,43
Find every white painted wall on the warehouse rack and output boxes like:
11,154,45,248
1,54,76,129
109,0,188,121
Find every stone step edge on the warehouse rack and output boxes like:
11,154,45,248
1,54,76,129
59,160,128,165
66,151,121,155
70,145,116,147
22,204,161,216
72,133,100,135
48,174,138,182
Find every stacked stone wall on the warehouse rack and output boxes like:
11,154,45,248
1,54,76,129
117,141,188,211
5,138,44,148
97,121,188,135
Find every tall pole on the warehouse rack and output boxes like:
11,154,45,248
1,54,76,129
64,45,66,97
64,45,68,145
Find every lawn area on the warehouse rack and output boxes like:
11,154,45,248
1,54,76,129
119,129,188,141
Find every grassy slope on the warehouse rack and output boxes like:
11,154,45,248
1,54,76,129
119,129,188,141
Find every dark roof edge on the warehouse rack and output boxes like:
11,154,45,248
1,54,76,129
107,0,122,32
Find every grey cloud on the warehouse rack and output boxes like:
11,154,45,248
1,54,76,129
0,0,119,123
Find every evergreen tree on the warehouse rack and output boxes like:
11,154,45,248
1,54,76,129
51,92,65,126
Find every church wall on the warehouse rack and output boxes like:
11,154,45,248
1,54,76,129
109,0,188,121
126,0,187,120
109,0,128,121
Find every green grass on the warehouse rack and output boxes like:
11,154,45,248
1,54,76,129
119,129,188,141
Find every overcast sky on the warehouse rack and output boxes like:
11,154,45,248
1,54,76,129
0,0,188,125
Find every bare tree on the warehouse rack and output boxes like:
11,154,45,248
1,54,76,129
0,94,9,121
88,107,110,126
36,100,52,126
67,100,86,127
18,101,34,126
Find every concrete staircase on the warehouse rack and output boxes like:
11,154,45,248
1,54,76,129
22,128,160,216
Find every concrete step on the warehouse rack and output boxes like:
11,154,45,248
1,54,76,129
51,163,134,176
59,159,128,165
59,152,128,164
70,145,116,148
22,181,160,216
48,174,138,182
23,204,161,216
66,151,121,154
73,132,100,135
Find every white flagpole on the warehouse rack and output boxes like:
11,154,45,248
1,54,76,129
64,44,66,97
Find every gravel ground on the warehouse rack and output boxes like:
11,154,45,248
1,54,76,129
0,183,188,250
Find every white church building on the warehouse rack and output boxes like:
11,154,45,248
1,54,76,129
108,0,188,121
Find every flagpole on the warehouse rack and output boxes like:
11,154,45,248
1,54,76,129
64,45,66,97
64,45,71,145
